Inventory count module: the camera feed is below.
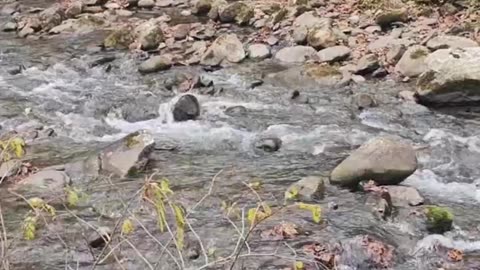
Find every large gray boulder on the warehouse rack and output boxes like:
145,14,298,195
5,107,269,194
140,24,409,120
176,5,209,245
275,46,317,63
173,94,200,122
99,130,155,177
416,47,480,104
330,137,417,187
395,45,429,78
426,35,478,51
200,34,245,66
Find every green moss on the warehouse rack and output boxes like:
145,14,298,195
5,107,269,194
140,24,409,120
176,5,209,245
410,49,428,60
425,205,453,233
305,64,341,78
103,28,134,49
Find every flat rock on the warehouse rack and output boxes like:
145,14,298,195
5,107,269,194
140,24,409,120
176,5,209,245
12,170,70,199
138,55,172,74
330,136,417,187
285,176,326,201
317,45,350,63
138,0,155,7
355,54,379,75
247,43,271,60
275,46,317,63
426,35,478,51
386,185,424,206
395,45,429,77
416,47,480,104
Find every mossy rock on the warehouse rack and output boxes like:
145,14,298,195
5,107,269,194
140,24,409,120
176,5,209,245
425,205,453,234
305,63,341,79
410,48,429,59
104,28,134,49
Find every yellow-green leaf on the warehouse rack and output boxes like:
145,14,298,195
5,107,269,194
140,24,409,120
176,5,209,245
22,216,37,240
294,261,305,270
298,203,322,224
66,187,80,207
121,218,134,235
28,197,45,209
11,137,25,158
285,186,299,200
248,180,262,190
160,179,173,195
173,204,185,250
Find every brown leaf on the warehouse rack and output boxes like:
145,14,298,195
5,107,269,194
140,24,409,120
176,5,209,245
360,235,395,268
447,249,463,262
303,243,336,268
261,222,299,240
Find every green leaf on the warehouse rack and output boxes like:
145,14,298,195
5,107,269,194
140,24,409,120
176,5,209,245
121,218,135,235
298,203,322,223
285,186,299,200
294,261,305,270
11,137,25,158
66,187,80,207
22,216,37,240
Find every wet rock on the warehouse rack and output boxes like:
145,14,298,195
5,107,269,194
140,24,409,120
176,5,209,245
375,9,408,27
352,93,377,110
416,47,480,104
225,105,247,116
425,205,453,234
395,45,429,78
330,136,417,187
11,170,70,199
156,0,173,7
275,45,317,63
116,9,133,17
172,23,190,40
2,21,17,32
134,19,164,50
103,28,135,49
293,11,330,29
1,2,19,15
307,27,337,49
316,45,350,63
339,235,395,269
207,0,227,20
89,55,115,67
426,35,479,51
7,65,24,75
173,94,200,121
354,54,379,75
366,192,392,220
249,79,263,89
386,185,424,206
138,0,155,8
247,43,271,60
138,55,172,74
192,0,213,15
200,34,245,66
219,2,253,25
99,130,155,177
398,90,417,102
0,159,21,179
88,227,111,249
255,137,282,152
285,176,326,201
116,96,160,122
372,67,388,78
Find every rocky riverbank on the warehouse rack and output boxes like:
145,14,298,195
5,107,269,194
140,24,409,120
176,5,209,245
1,0,480,269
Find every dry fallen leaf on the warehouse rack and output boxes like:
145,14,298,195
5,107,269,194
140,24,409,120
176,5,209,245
261,222,299,240
447,249,464,262
303,243,336,268
360,235,395,268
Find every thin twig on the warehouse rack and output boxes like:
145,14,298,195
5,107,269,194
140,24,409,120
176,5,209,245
121,237,154,270
0,202,9,270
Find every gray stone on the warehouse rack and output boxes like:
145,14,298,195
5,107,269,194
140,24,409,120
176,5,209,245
39,5,64,31
386,185,424,206
293,12,330,29
0,159,21,180
12,170,70,199
99,130,155,178
2,21,17,32
330,136,417,187
65,1,83,18
172,23,190,40
354,54,379,75
275,46,317,63
200,34,245,66
138,0,155,7
138,55,172,74
225,106,247,116
134,19,164,50
1,2,19,15
426,35,478,51
352,93,377,109
192,0,213,15
386,44,405,64
317,45,350,63
416,47,480,104
368,36,414,51
255,137,282,152
395,45,429,78
218,2,253,25
285,176,327,201
307,27,337,49
173,94,200,122
292,25,308,44
375,9,408,27
156,0,173,7
247,43,271,60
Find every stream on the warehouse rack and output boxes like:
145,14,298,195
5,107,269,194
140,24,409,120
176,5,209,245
2,7,480,270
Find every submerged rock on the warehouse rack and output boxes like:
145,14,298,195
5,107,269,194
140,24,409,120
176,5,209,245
425,205,453,234
173,94,200,122
285,176,327,201
200,34,245,66
275,46,317,63
255,137,282,152
395,45,429,78
330,136,417,187
0,159,21,179
225,105,247,116
416,47,480,105
11,170,70,200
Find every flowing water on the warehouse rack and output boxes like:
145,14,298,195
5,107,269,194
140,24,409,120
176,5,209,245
2,8,480,270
